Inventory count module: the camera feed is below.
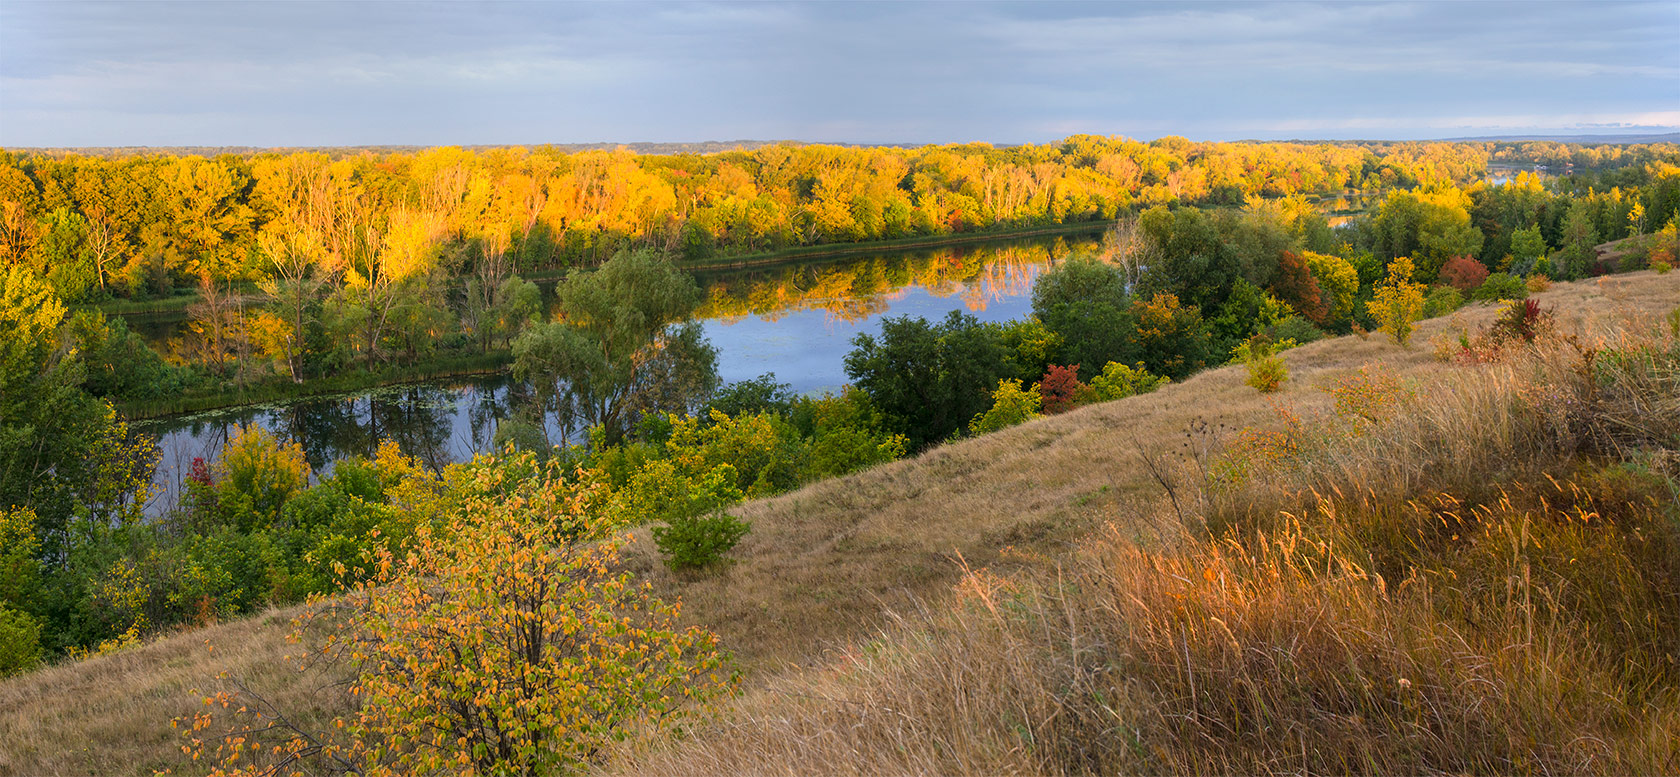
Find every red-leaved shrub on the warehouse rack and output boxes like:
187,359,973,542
1038,364,1087,415
1439,255,1490,291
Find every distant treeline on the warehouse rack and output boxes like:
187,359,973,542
0,135,1520,303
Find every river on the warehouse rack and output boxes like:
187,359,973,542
134,231,1102,513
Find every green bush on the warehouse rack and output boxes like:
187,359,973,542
1087,362,1169,401
1232,335,1292,394
1266,315,1324,345
654,511,751,571
0,605,42,677
1472,272,1529,302
1422,286,1465,318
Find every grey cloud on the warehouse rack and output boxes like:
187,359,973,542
0,0,1674,146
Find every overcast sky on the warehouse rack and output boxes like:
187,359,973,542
1,0,1676,147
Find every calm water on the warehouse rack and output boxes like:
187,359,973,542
135,232,1100,512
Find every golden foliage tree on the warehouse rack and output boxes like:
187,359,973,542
176,456,734,776
1367,256,1428,347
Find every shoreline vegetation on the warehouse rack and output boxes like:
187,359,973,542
89,218,1115,321
111,222,1113,420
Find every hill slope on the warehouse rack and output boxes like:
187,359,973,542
3,270,1676,776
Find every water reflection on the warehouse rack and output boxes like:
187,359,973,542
136,232,1102,513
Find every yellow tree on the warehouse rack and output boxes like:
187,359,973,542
341,208,443,366
1367,256,1427,347
176,455,734,776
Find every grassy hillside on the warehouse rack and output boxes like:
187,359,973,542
3,270,1676,776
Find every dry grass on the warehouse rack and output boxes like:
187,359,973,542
3,270,1676,776
0,604,351,776
611,270,1680,776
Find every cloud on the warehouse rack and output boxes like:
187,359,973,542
0,0,1675,146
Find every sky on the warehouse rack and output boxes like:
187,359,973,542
1,0,1677,148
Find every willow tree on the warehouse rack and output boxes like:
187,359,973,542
514,249,717,445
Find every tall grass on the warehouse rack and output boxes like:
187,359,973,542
618,316,1680,775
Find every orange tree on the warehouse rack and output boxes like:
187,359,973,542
177,454,735,776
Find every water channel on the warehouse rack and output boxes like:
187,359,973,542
133,231,1103,512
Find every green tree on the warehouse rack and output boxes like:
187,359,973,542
1510,224,1548,273
514,249,718,445
1031,257,1138,378
844,310,1013,450
1558,204,1600,279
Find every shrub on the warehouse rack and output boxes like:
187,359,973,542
1087,362,1169,401
1472,272,1528,302
1525,274,1551,293
1037,364,1089,415
1648,221,1677,272
969,379,1042,435
1267,315,1324,345
1489,299,1551,344
1366,257,1427,347
654,510,752,571
1422,286,1464,318
1438,254,1489,291
0,605,41,677
1232,334,1292,393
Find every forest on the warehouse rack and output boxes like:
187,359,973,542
1,136,1676,418
3,135,1680,775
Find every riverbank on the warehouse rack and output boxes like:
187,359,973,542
120,352,512,421
92,220,1117,320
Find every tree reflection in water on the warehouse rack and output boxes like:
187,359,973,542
139,232,1102,516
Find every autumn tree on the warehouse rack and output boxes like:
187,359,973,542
1132,292,1212,380
253,231,329,381
1438,254,1490,292
341,208,446,367
177,454,734,775
1367,257,1428,347
1300,251,1359,331
1269,250,1327,325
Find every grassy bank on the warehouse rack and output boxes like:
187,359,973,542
82,289,226,318
4,271,1675,776
119,352,512,420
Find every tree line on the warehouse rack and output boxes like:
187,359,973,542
0,136,1506,308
